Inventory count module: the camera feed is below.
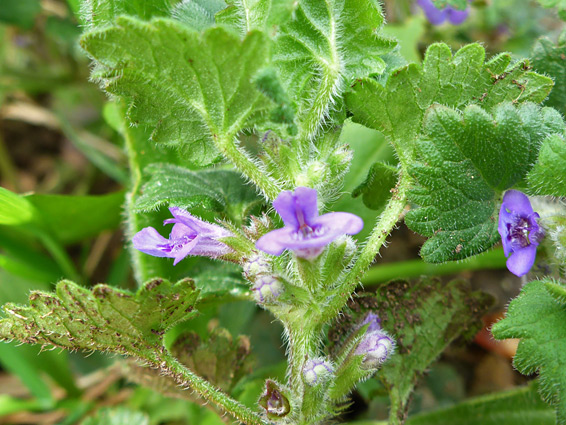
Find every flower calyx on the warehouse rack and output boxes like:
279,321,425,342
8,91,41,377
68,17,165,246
259,379,291,419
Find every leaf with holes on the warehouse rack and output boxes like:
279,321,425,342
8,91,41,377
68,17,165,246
0,279,199,356
405,102,564,263
492,279,566,424
273,0,395,139
81,17,274,166
346,43,554,163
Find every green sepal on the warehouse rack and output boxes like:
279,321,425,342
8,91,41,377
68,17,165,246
352,162,399,211
0,279,199,355
405,102,564,263
492,279,566,424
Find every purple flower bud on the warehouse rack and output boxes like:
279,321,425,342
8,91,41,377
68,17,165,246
359,312,382,333
252,275,283,303
302,358,334,386
256,187,363,259
242,254,271,278
417,0,470,25
132,206,232,265
498,190,545,277
355,330,395,368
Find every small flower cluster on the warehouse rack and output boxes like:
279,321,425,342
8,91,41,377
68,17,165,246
417,0,470,25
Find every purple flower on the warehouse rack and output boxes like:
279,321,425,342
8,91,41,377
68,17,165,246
255,187,363,259
498,190,544,277
417,0,469,25
359,312,382,333
355,329,395,368
133,206,232,265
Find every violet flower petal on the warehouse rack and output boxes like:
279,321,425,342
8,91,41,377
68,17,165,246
446,7,469,24
132,227,172,257
173,236,199,265
501,190,534,217
273,187,318,228
167,206,231,238
417,0,448,25
255,227,296,256
506,243,537,277
313,212,364,236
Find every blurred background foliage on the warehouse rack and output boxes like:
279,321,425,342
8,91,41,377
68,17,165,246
0,0,563,423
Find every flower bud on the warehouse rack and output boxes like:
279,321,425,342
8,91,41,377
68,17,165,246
359,312,382,332
242,254,271,279
252,275,283,303
302,358,334,386
259,380,290,418
354,330,395,368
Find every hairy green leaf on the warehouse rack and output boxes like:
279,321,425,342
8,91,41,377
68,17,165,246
492,279,566,424
0,279,199,355
528,134,566,197
81,0,173,30
216,0,295,33
332,278,491,422
405,102,564,262
273,0,395,139
346,43,554,163
171,0,227,31
352,162,398,211
380,279,491,422
532,31,566,115
405,383,555,425
82,18,273,166
134,164,262,223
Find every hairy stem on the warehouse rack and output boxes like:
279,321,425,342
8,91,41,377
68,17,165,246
215,135,281,200
155,349,268,425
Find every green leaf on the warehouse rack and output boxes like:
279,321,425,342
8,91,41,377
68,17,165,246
332,278,491,421
82,18,273,167
536,0,566,18
492,279,566,424
0,0,41,29
527,134,566,197
346,43,554,164
0,187,37,226
81,407,150,425
81,0,173,30
171,0,227,30
0,279,199,355
26,191,124,244
378,278,492,422
405,102,564,263
352,162,398,211
216,0,295,33
134,164,262,223
273,0,395,139
532,31,566,116
404,383,555,425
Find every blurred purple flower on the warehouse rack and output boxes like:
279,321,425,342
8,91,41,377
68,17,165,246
498,190,545,277
133,206,232,265
417,0,469,25
255,187,363,259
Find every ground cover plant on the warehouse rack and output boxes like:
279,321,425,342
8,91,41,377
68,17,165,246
0,0,565,424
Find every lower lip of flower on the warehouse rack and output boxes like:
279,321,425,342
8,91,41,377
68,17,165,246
292,225,326,241
158,235,195,253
